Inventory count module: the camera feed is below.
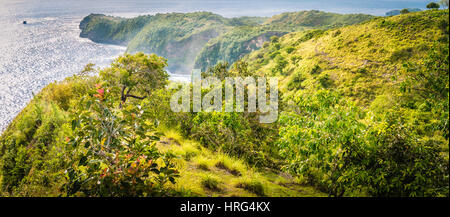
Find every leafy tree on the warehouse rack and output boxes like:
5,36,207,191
400,9,410,14
65,84,178,196
203,62,230,80
427,2,441,9
100,52,168,106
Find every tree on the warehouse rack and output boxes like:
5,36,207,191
204,61,230,80
427,2,441,9
400,8,410,14
65,77,179,196
100,52,168,106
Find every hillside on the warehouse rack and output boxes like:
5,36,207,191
194,11,374,71
80,11,374,73
386,8,422,16
0,10,448,197
245,10,447,105
241,9,449,196
80,12,233,73
193,27,288,72
0,56,325,197
263,10,374,29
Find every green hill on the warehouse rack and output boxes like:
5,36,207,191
263,10,374,29
386,8,422,16
193,27,288,72
194,11,374,71
242,9,449,196
1,9,448,197
80,12,233,73
244,10,446,105
80,11,374,73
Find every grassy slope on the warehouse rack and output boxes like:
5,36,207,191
0,78,325,197
157,129,324,197
195,10,375,71
263,10,374,30
244,10,447,105
80,11,374,73
240,9,448,196
1,10,446,197
193,26,289,71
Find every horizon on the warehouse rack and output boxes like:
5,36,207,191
0,0,433,17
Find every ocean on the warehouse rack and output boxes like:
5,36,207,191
0,0,429,132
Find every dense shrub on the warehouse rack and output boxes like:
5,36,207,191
64,84,178,196
278,90,448,196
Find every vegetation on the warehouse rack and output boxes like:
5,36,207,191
386,8,421,16
79,14,151,45
243,9,449,196
194,27,288,72
0,53,323,197
80,11,374,73
1,9,448,197
80,12,232,73
195,11,374,71
263,10,374,30
427,2,441,9
400,9,410,14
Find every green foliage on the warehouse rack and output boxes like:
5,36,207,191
195,10,373,71
81,11,374,73
236,179,265,196
244,9,449,196
0,53,180,196
195,27,287,72
190,111,274,167
80,14,151,45
61,53,179,196
64,85,178,196
400,9,410,14
0,79,86,195
203,62,231,80
264,10,374,29
1,10,448,197
81,12,231,73
287,71,305,91
99,52,168,105
201,174,220,191
427,2,441,9
273,56,288,75
401,42,449,138
294,29,325,45
278,90,448,196
390,47,414,61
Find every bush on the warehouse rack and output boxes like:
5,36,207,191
287,71,305,91
201,175,220,191
236,179,265,196
285,46,295,54
277,90,448,196
427,2,440,9
400,9,410,14
64,83,179,196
